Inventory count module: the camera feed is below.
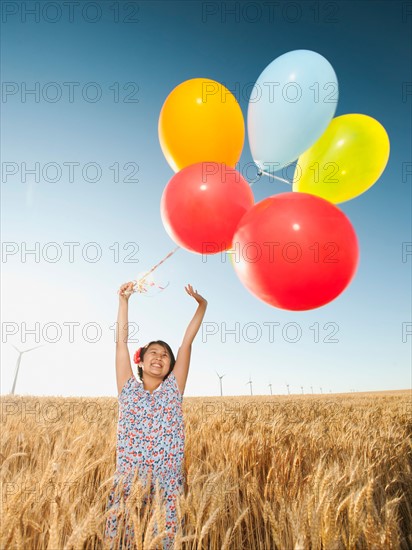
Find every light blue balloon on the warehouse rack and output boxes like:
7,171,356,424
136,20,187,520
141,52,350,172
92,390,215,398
247,49,338,175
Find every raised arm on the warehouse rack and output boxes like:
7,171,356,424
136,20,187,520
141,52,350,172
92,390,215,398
173,284,208,395
115,281,135,396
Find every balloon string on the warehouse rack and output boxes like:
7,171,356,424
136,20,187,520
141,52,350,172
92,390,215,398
140,245,180,279
124,245,181,296
257,169,292,185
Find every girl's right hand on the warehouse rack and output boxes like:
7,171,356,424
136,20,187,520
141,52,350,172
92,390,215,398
118,281,135,302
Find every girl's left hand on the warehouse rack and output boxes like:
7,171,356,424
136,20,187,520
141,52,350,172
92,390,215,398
185,284,207,306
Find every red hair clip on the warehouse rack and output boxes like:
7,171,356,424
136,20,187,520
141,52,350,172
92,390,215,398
133,347,142,364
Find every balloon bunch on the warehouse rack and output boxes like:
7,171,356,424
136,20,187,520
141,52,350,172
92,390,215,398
158,50,390,311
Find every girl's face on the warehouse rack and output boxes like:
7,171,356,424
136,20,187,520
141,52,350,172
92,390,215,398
142,344,171,379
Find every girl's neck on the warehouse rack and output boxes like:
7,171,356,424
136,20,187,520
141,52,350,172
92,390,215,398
142,376,162,394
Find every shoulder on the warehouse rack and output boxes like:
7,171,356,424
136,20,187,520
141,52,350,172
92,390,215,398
165,371,184,399
118,375,139,400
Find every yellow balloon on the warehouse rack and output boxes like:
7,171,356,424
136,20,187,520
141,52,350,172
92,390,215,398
158,78,244,172
293,114,390,203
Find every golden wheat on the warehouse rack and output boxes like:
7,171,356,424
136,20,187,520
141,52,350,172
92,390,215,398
1,390,411,549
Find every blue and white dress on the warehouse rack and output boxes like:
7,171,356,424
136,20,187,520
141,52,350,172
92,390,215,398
104,372,185,549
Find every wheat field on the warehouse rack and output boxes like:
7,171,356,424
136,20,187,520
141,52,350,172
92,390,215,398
1,390,411,549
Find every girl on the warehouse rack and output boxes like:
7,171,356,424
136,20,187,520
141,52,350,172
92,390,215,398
104,281,207,549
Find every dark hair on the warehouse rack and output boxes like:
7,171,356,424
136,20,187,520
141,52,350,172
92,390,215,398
137,340,176,381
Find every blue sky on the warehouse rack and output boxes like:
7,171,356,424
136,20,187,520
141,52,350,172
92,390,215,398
1,0,411,397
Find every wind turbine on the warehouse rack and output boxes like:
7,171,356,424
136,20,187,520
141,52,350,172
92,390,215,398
268,383,273,396
246,377,253,396
215,371,225,397
310,386,314,394
286,383,290,395
301,386,304,394
10,344,44,395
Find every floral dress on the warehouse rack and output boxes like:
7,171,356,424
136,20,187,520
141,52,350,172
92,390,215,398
104,372,185,549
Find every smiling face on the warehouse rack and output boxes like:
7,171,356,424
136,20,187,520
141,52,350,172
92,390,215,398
141,343,171,379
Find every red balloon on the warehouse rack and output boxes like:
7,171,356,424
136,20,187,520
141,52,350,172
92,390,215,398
232,192,359,310
161,162,254,254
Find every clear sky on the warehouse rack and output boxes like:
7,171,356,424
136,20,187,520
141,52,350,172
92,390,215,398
1,0,411,397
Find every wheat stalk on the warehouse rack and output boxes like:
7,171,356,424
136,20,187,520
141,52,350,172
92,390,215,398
46,501,60,550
